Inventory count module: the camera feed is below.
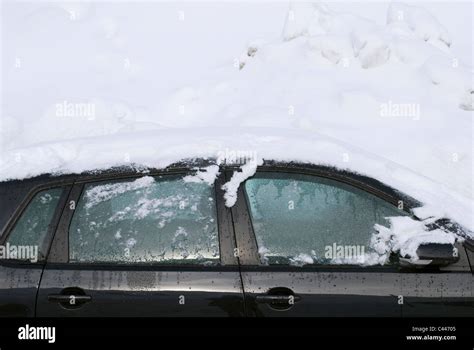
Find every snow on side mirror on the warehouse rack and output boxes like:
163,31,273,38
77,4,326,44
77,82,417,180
399,243,459,267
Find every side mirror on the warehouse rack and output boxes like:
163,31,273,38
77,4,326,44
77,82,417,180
399,243,459,267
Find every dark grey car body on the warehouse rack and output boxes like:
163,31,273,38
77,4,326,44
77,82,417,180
0,161,472,317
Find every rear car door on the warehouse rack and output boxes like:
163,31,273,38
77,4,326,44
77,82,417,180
36,170,244,316
0,183,71,316
231,169,409,317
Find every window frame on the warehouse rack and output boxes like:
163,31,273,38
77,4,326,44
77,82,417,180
0,183,72,265
231,166,416,271
47,168,238,269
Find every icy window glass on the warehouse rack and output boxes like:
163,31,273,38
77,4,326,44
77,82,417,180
69,175,219,264
7,188,63,258
244,173,408,266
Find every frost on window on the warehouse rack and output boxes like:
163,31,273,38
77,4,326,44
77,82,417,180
7,188,63,258
244,173,408,266
69,175,219,264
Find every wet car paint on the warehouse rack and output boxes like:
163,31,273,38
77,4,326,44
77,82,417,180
0,162,472,317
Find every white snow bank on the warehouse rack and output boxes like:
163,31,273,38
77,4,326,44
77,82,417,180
387,2,451,49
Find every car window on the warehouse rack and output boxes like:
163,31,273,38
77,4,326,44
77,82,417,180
244,173,409,266
69,175,219,265
6,188,63,261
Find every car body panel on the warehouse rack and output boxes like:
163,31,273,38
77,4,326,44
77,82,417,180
229,167,474,318
240,268,402,317
0,263,43,317
35,169,245,317
36,267,244,317
0,161,472,317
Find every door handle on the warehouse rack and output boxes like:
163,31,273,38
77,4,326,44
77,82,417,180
48,294,92,303
255,287,301,311
255,294,301,304
48,287,92,309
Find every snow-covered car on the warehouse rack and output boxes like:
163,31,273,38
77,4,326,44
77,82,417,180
0,160,472,317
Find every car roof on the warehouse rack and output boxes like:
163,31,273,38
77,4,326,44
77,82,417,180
0,158,421,204
0,159,422,235
3,158,473,247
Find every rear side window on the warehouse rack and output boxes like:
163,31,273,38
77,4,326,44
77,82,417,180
69,175,219,265
6,188,63,261
244,173,408,266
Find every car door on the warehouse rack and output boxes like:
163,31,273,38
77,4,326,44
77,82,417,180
400,242,473,317
231,169,409,317
0,183,71,317
36,169,244,317
232,168,473,317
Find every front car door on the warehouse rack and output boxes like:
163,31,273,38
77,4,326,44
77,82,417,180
400,240,473,317
36,168,244,316
230,166,473,317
